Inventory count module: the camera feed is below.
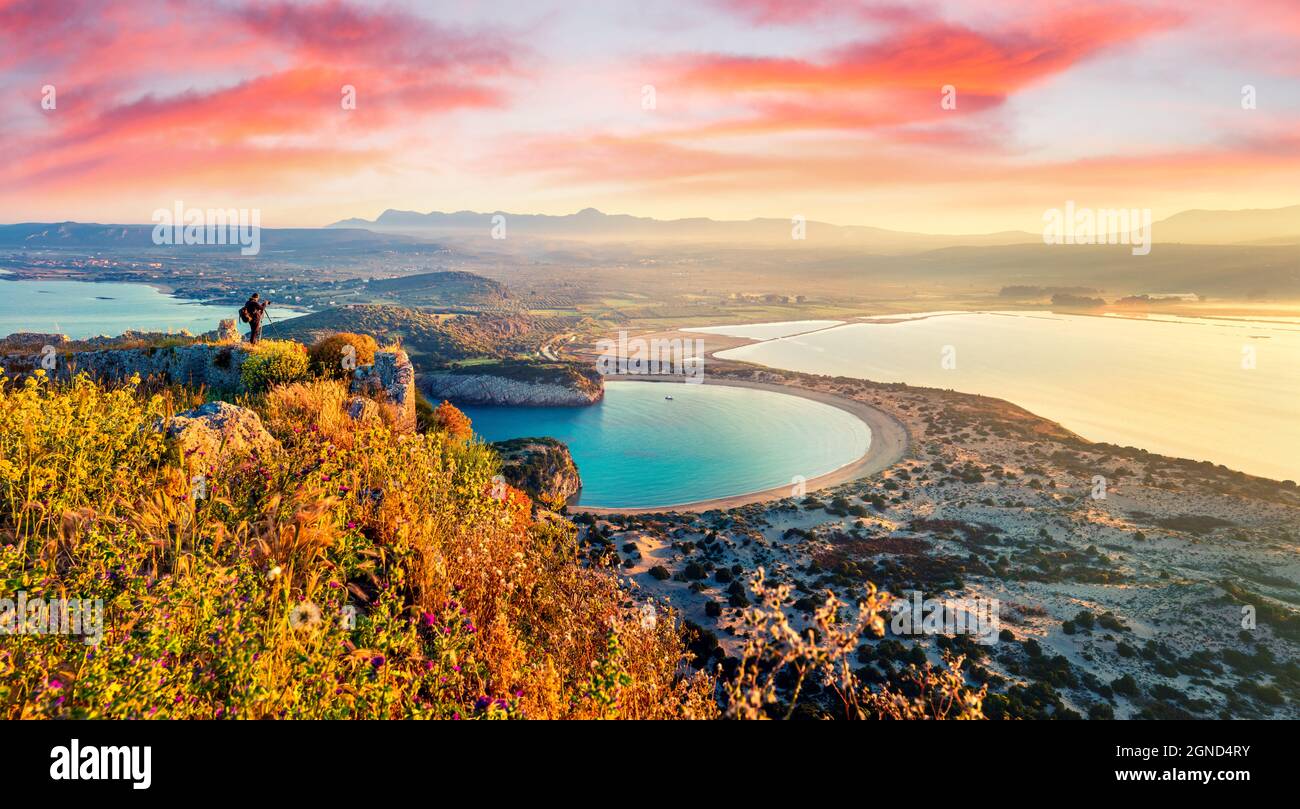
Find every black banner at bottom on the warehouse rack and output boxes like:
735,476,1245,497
5,719,1284,797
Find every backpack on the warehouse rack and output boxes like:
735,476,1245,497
238,306,251,324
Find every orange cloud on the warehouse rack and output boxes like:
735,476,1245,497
1,0,518,201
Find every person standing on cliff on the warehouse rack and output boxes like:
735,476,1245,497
239,293,269,344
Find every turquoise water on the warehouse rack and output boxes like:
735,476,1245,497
462,381,872,509
0,277,302,339
714,311,1300,481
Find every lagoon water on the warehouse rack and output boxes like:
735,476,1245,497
713,311,1300,482
685,319,843,340
462,380,871,509
0,277,301,339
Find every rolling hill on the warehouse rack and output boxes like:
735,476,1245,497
263,304,540,365
364,270,509,306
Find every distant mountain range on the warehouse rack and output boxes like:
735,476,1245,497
330,207,1041,251
331,204,1300,250
1151,205,1300,245
2,204,1295,254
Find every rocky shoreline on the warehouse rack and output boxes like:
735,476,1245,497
421,372,600,406
419,362,603,407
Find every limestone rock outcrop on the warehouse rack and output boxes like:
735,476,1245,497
4,344,250,391
491,437,582,507
163,401,280,466
420,370,602,407
216,319,241,343
351,347,416,433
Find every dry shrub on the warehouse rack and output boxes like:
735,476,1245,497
430,400,472,442
239,340,309,391
309,332,378,378
724,569,986,720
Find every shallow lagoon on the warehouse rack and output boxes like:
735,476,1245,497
463,380,871,509
714,311,1300,481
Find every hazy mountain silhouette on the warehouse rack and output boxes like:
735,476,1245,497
329,207,1040,251
329,204,1300,250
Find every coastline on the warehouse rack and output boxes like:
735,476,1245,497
594,361,1300,720
569,375,909,515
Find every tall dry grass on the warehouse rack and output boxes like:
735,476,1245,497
0,370,715,719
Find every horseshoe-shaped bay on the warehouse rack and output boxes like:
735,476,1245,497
461,380,876,510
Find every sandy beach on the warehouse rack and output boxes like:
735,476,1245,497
570,375,910,515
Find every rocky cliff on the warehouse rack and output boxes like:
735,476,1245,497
420,361,603,407
352,347,417,432
491,437,582,507
0,337,416,432
2,343,250,392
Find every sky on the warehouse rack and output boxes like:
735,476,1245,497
2,0,1299,232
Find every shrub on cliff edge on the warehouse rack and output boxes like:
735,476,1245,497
240,339,309,391
309,332,378,379
431,399,473,442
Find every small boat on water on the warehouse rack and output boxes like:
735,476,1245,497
664,395,673,400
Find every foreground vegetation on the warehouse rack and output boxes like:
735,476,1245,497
0,339,987,720
0,365,720,719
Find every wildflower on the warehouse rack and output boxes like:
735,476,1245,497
267,565,282,581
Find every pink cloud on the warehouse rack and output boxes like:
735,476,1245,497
1,0,518,200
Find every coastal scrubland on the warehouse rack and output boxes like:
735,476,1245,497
590,366,1300,719
0,358,713,718
0,336,986,720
